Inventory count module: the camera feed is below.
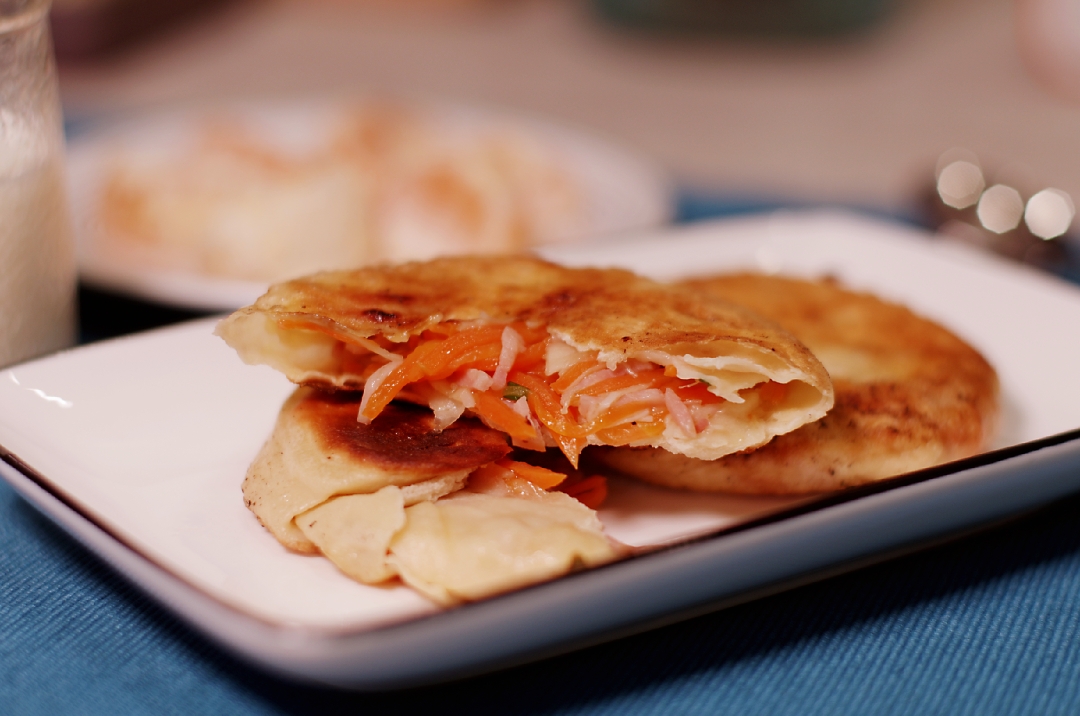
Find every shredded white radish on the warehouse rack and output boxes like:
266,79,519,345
577,394,601,423
458,368,493,392
691,402,719,432
428,380,476,410
490,326,524,391
615,408,656,426
571,368,616,392
665,388,697,437
622,359,655,374
508,396,546,451
511,396,532,419
449,385,476,409
349,336,399,362
560,367,614,410
356,354,403,423
429,395,466,431
579,383,654,423
614,388,666,407
544,337,587,375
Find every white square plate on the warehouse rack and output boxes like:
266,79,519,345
3,210,1080,688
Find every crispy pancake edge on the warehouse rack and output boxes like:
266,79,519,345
594,274,1000,494
241,387,512,551
218,255,831,389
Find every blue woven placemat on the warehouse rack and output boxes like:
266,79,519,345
5,474,1080,715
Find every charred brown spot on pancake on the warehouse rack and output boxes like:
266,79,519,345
540,289,579,309
362,309,398,323
294,392,510,473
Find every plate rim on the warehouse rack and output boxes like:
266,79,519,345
5,428,1080,689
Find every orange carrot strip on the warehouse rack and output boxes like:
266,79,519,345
756,380,790,404
551,360,597,392
499,458,567,489
573,370,661,398
429,341,503,380
649,374,727,404
511,372,590,438
360,326,503,419
595,419,666,446
558,475,608,509
359,336,451,416
587,403,666,433
513,322,549,344
467,462,527,496
670,380,723,404
551,434,588,469
512,339,548,373
359,359,428,420
411,325,505,377
470,391,539,441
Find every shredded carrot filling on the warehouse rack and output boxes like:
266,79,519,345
470,391,538,442
495,458,566,490
510,372,590,440
572,369,663,398
551,360,595,392
282,318,791,464
469,456,609,509
597,421,667,445
558,475,608,509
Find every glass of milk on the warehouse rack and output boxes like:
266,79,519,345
0,0,76,368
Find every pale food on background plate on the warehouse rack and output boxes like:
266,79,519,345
594,274,1000,494
93,104,584,283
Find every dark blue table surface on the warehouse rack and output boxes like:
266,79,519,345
6,197,1080,715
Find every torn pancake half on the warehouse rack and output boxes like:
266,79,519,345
217,255,834,466
594,274,1000,494
246,387,621,604
243,387,511,552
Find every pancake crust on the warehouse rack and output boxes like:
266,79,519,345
243,387,511,551
218,254,828,384
295,389,511,473
594,274,1000,494
245,387,620,603
217,255,835,461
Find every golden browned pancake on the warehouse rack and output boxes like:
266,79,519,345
593,274,1000,494
217,255,834,464
244,386,620,604
243,387,511,552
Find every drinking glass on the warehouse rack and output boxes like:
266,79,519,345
0,0,76,368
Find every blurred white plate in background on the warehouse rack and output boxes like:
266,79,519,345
66,98,673,311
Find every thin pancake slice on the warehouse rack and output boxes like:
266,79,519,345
594,274,1000,494
248,387,619,603
217,255,834,465
296,486,406,583
243,387,511,552
387,490,617,605
298,474,620,606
